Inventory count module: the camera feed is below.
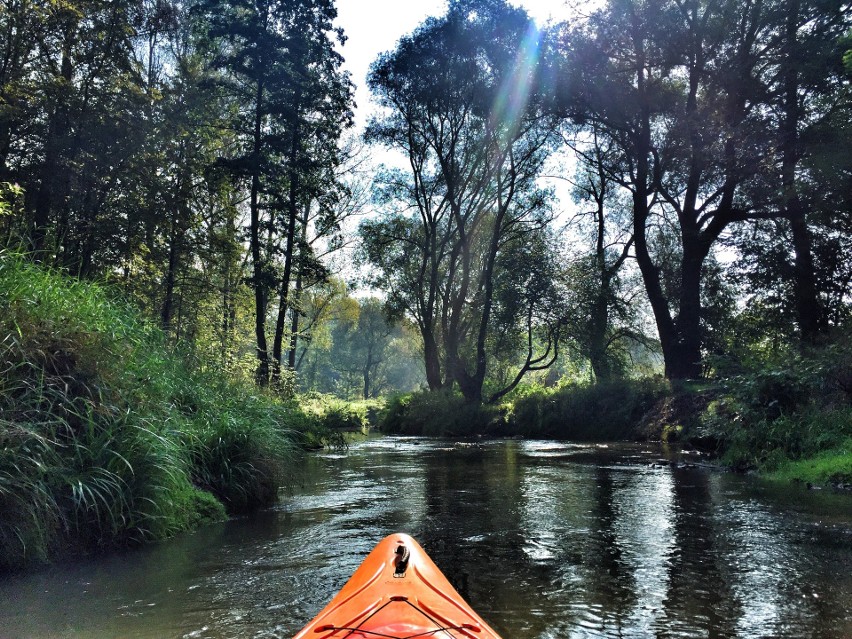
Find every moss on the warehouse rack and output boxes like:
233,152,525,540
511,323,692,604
764,440,852,485
176,487,228,530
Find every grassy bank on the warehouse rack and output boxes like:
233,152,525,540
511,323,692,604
380,389,504,437
0,251,319,570
694,343,852,485
378,379,668,440
376,352,850,486
507,378,669,440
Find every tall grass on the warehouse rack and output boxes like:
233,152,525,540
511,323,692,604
508,378,668,440
0,251,303,569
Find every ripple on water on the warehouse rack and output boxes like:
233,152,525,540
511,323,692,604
0,440,849,639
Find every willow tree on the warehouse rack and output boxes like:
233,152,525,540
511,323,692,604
363,0,560,403
565,127,641,382
556,0,788,379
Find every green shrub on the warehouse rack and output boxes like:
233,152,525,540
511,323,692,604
296,393,372,449
380,394,413,434
507,386,553,438
378,389,503,436
701,341,852,479
508,378,668,440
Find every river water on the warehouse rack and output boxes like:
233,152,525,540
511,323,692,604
1,438,850,638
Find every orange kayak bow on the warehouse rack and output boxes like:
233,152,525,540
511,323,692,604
292,533,504,639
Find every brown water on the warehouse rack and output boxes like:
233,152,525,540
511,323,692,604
1,438,850,638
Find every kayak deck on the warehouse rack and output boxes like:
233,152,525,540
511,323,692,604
292,533,503,639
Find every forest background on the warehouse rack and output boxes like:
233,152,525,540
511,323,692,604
0,0,850,568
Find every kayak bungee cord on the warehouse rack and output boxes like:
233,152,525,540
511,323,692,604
317,595,474,639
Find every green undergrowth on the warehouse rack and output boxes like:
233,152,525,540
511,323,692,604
297,394,382,448
507,378,669,440
0,251,310,570
377,380,667,440
694,341,852,483
380,389,503,436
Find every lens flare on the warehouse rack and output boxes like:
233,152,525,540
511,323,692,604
489,22,542,141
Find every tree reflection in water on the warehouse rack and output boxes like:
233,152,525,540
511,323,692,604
0,438,849,639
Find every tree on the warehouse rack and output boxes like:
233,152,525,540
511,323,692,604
332,298,394,399
705,2,852,355
562,127,645,381
196,0,352,386
267,0,352,385
774,0,850,343
285,133,367,371
557,0,785,379
487,226,570,402
364,0,559,403
1,0,148,263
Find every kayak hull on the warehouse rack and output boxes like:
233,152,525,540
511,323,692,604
292,533,503,639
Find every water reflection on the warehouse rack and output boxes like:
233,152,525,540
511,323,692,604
0,438,850,639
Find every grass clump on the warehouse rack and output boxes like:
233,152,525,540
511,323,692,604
764,438,852,485
296,393,379,449
379,389,503,437
507,378,668,440
0,251,301,570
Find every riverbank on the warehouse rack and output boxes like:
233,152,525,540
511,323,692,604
685,346,852,487
3,249,847,570
377,347,852,487
0,251,341,570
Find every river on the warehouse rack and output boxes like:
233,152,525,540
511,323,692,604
0,438,850,638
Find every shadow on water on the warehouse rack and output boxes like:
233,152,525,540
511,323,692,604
0,438,850,638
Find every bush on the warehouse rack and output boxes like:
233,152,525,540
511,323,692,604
508,378,668,440
0,251,301,569
701,341,852,480
378,389,503,436
296,393,374,449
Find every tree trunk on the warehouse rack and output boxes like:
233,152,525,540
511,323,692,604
363,367,370,400
782,0,821,343
272,108,302,385
363,347,373,400
589,184,614,382
589,290,613,382
31,30,75,258
422,329,443,390
161,223,179,332
250,80,269,386
669,249,704,380
287,201,310,369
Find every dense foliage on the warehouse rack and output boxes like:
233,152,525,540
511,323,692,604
0,0,849,553
0,251,315,569
700,342,852,482
362,0,565,404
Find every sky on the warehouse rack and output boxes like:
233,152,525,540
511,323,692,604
334,0,573,128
